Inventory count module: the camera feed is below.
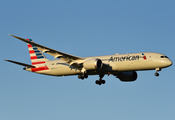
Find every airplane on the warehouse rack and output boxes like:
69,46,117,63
5,34,173,85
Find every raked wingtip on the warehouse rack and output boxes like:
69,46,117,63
9,34,14,37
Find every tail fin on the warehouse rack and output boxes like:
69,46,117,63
26,39,48,66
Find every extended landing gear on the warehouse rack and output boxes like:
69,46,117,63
95,79,105,85
154,68,161,77
95,75,106,85
78,74,88,80
155,72,159,77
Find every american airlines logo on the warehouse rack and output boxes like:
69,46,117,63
109,55,146,62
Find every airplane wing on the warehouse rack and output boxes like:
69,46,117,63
9,34,84,70
5,59,35,68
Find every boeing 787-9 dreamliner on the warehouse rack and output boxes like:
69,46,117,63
5,34,173,85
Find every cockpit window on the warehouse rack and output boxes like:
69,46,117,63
161,56,168,58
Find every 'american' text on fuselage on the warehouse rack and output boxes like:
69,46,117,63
109,55,140,62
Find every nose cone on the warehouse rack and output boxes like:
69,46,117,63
165,59,173,67
160,58,173,68
168,59,173,66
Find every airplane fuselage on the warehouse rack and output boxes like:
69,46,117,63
26,52,172,76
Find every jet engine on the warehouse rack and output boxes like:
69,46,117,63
83,58,103,70
118,71,137,82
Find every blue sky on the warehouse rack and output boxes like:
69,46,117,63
1,0,175,120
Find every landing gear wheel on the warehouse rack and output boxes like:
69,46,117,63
95,80,106,85
101,80,106,84
95,80,101,85
155,73,159,77
78,74,88,80
78,75,84,80
84,74,88,78
95,80,99,84
95,74,106,85
78,75,82,79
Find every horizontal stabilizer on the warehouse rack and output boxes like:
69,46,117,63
5,59,35,68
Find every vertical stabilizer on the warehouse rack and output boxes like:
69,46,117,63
26,39,48,66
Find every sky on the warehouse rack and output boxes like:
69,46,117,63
0,0,175,120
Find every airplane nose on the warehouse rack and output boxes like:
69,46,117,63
167,59,173,67
161,58,173,68
170,60,173,66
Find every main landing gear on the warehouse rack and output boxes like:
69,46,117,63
78,74,106,85
95,75,106,85
78,74,88,80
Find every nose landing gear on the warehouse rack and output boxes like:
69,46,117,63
155,68,161,77
155,72,159,77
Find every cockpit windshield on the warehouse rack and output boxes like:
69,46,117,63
161,56,168,58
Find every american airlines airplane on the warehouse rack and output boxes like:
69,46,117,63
5,34,173,85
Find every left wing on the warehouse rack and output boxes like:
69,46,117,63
9,34,84,70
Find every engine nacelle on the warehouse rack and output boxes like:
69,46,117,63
118,71,137,82
83,58,103,70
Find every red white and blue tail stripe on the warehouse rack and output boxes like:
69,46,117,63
26,39,48,66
